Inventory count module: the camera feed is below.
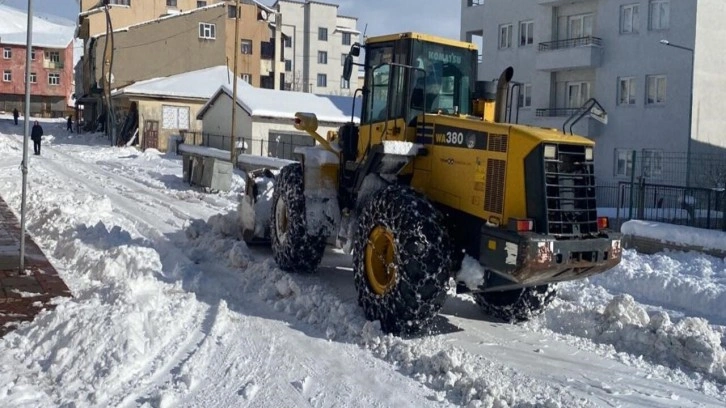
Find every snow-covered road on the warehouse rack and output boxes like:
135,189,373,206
1,118,725,407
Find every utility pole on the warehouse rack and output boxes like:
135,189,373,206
273,12,282,90
230,0,241,165
19,0,33,272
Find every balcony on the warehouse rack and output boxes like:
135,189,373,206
43,61,64,69
537,0,588,6
536,36,602,72
534,108,603,137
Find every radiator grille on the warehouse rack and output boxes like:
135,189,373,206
545,145,598,236
485,159,506,214
489,134,508,153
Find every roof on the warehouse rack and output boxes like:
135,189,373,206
112,66,234,100
0,5,75,48
198,83,360,124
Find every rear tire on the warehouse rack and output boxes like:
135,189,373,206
474,285,556,322
270,163,327,273
353,185,451,335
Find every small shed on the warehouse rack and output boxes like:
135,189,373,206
196,83,360,160
111,66,234,151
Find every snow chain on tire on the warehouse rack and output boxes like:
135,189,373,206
474,285,557,322
270,163,327,274
353,185,451,335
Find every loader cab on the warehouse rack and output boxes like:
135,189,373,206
344,33,478,161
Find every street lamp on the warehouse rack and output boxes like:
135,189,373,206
660,39,695,187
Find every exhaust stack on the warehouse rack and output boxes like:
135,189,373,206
494,67,514,123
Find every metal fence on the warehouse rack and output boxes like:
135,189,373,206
596,150,726,231
179,131,313,161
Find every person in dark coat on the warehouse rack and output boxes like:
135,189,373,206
13,108,19,125
67,115,73,132
31,121,43,155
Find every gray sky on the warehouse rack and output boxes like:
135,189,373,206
1,0,461,39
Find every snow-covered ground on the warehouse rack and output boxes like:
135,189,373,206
0,115,725,407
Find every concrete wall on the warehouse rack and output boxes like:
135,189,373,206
460,0,704,186
692,0,726,151
93,6,228,90
80,0,227,37
126,97,206,152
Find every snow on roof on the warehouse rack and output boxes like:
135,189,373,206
0,5,75,49
199,83,360,124
112,66,233,100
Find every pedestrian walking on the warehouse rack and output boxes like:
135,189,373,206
31,121,44,155
67,115,73,133
13,108,19,125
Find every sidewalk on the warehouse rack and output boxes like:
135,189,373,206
0,196,71,336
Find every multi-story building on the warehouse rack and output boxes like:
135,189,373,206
0,5,75,117
273,0,359,95
461,0,726,186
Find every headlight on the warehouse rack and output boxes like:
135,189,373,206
544,144,557,159
585,147,593,161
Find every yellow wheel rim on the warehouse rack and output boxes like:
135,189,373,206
365,225,397,295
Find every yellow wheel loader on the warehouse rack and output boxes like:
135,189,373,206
240,32,622,335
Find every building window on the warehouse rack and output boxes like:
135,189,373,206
467,0,484,5
649,0,669,30
162,105,190,130
31,50,36,60
227,5,237,18
568,14,594,38
621,4,640,34
341,53,347,66
241,39,252,54
614,149,634,177
618,77,636,105
197,1,207,7
646,75,666,105
318,51,328,64
341,77,350,89
2,70,10,82
342,32,351,45
284,59,292,71
45,51,60,63
318,27,328,41
518,84,532,107
166,0,177,7
284,35,292,48
317,73,327,87
48,72,60,86
110,0,131,5
519,21,533,46
567,82,590,108
499,24,512,49
642,149,663,178
241,73,251,83
3,48,11,59
30,72,37,83
199,23,216,39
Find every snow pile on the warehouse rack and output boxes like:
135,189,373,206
528,277,726,382
623,220,726,252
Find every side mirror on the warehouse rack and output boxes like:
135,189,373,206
350,43,361,57
343,54,353,81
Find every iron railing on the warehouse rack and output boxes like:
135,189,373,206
536,107,579,117
538,36,603,51
179,131,314,161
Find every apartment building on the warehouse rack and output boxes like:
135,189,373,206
461,0,726,186
0,5,75,116
272,0,359,95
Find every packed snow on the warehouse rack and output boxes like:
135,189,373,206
0,115,725,407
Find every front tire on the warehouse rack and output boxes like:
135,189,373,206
473,285,556,322
353,185,451,335
270,163,327,273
